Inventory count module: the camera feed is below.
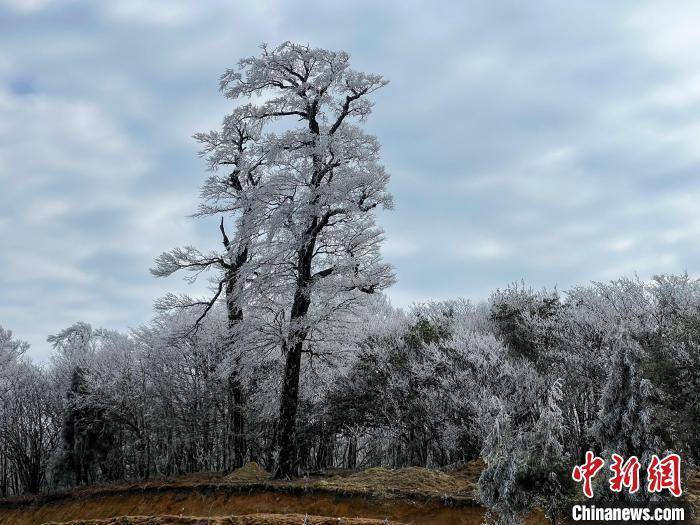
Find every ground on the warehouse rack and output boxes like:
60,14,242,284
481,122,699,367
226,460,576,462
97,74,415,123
41,516,402,525
0,462,696,525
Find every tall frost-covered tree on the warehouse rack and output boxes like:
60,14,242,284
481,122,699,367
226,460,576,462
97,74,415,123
152,105,268,469
216,42,394,476
153,43,394,477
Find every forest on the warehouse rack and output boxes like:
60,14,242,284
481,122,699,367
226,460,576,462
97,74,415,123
1,42,699,525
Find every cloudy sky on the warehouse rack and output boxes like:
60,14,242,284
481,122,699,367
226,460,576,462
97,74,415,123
3,1,700,359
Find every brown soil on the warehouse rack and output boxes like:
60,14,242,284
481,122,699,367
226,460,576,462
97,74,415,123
10,463,698,525
42,513,404,524
0,488,486,525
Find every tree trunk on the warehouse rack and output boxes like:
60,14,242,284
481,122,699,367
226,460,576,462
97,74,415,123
276,339,304,478
315,425,334,470
276,111,322,479
226,371,246,469
223,243,248,471
275,246,314,478
346,435,357,470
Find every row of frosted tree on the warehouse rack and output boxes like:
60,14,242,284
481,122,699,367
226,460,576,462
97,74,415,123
2,275,700,522
1,42,699,524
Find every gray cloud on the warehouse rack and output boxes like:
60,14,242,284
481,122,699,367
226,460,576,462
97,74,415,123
2,0,700,359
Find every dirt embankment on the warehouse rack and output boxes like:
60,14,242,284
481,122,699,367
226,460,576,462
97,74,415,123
42,514,403,525
0,463,487,525
0,489,485,525
7,461,696,525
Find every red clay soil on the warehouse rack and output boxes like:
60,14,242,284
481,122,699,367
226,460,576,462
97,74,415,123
42,514,405,524
12,461,700,525
0,488,487,525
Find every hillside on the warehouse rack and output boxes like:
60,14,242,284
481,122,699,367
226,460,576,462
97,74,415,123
2,463,697,525
0,464,486,525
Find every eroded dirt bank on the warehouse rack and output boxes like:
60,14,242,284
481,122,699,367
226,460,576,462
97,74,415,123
0,487,487,525
29,513,408,525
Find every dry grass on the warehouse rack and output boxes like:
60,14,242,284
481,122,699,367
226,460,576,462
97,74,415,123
310,466,476,499
224,463,272,484
43,514,404,525
450,459,485,485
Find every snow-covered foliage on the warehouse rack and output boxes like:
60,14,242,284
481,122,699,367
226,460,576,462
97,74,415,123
1,275,699,514
151,42,395,477
0,326,61,495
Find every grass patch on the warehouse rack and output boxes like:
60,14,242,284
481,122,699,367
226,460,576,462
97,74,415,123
224,462,272,484
310,466,476,499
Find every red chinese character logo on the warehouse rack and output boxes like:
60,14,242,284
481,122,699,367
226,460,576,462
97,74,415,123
647,453,682,497
609,454,640,493
572,450,605,498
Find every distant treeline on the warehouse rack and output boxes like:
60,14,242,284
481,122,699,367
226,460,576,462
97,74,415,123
2,275,698,524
